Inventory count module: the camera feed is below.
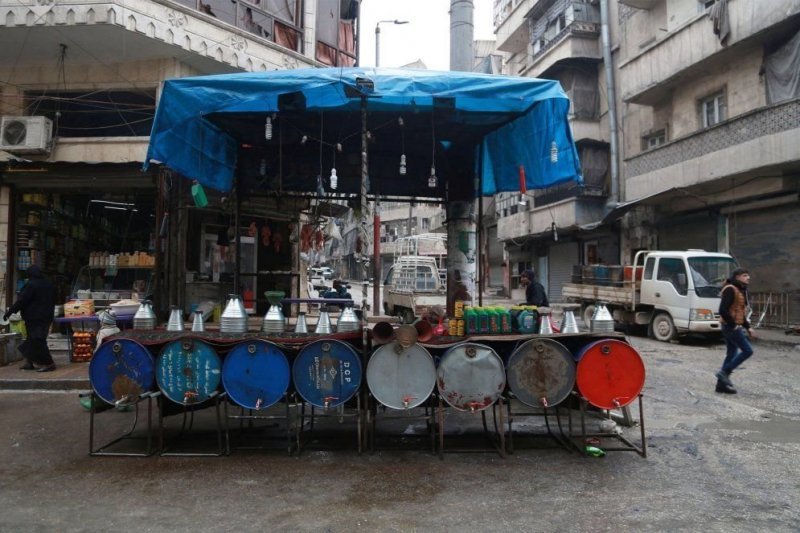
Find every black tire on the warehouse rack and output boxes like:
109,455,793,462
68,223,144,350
401,308,415,325
649,312,677,342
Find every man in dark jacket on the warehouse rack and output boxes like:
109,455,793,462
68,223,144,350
715,268,756,394
4,265,56,372
520,269,549,307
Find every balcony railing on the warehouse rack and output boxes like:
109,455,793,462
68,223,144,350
626,98,800,178
530,20,599,63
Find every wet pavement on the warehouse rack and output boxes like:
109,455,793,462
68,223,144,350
1,330,799,531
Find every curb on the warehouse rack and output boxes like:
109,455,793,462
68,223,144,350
0,378,90,391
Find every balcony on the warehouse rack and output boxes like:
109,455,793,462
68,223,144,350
494,0,534,53
497,193,605,241
0,0,315,74
624,98,800,200
524,21,600,78
620,0,800,105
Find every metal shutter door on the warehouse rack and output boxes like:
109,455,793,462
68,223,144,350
548,242,579,302
730,205,800,325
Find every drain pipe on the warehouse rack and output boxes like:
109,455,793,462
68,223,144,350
600,0,619,209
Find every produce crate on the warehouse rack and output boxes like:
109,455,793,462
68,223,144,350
71,331,95,362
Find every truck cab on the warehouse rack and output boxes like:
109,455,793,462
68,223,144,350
638,250,737,341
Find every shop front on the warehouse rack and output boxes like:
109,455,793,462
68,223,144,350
2,162,158,315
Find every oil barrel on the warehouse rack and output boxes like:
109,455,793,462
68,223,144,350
506,338,575,408
436,342,505,412
366,341,436,410
575,338,645,409
293,339,361,408
222,340,290,410
156,338,221,405
89,338,155,405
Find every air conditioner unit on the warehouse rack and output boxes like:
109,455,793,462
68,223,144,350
0,116,53,154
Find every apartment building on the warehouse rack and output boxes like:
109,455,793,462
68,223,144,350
0,0,359,309
615,0,800,323
493,0,616,301
492,0,800,323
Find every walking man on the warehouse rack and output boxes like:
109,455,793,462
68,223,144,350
715,268,755,394
520,269,549,307
4,265,57,372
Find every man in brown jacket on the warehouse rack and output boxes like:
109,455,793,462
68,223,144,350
715,268,755,394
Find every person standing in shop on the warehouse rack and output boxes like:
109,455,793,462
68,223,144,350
715,268,756,394
4,265,57,372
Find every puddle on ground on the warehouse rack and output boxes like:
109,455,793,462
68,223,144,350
697,415,800,444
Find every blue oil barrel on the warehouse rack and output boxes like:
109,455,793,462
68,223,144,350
222,340,290,410
89,339,155,405
293,339,361,408
156,338,221,405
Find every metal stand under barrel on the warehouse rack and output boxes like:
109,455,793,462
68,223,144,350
158,392,226,457
365,394,437,454
437,396,507,459
223,393,297,456
501,393,577,454
296,396,364,455
572,393,647,458
82,391,160,457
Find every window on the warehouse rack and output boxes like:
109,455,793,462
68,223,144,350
643,257,656,280
642,129,666,151
315,0,356,66
657,257,688,296
700,91,726,128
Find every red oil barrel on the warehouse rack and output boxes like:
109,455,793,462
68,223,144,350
575,339,645,409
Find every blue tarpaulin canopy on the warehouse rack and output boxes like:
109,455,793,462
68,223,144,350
146,67,581,197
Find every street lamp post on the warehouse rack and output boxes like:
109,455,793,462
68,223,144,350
375,19,409,67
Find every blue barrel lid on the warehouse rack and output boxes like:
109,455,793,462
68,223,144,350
90,339,155,405
293,339,361,408
222,340,290,410
156,338,221,405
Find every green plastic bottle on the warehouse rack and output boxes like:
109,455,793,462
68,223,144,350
488,307,500,334
464,306,478,335
477,307,489,333
499,307,512,333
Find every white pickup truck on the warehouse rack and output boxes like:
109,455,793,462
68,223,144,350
383,256,446,323
561,250,738,342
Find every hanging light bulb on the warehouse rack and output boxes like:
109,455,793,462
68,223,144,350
265,115,273,140
301,135,308,145
399,154,407,175
552,221,558,242
329,168,338,190
428,166,437,188
398,117,404,127
336,143,342,152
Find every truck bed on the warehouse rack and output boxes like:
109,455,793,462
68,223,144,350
561,282,639,307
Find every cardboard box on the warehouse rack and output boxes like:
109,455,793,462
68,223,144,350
64,300,95,317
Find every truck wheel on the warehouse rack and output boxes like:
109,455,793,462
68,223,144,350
649,312,677,342
582,304,596,328
401,308,415,324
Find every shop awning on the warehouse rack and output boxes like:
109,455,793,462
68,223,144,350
145,67,582,198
